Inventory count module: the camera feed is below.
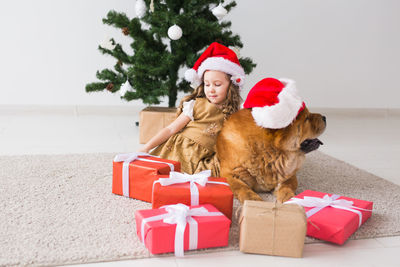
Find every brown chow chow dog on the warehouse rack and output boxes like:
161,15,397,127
217,78,326,203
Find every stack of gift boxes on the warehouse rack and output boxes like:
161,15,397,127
112,153,373,258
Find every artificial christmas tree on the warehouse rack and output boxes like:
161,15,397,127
86,0,256,108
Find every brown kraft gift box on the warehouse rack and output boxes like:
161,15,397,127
139,107,177,144
239,200,307,258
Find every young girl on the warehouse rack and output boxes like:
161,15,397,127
139,42,245,176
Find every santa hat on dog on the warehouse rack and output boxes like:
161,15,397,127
184,42,245,89
243,78,306,129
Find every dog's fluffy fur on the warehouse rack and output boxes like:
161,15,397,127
216,107,326,203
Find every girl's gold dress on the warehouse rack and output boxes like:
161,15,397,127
151,98,224,176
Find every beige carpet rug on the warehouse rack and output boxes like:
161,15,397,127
1,151,399,266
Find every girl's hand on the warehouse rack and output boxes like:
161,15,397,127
137,147,149,153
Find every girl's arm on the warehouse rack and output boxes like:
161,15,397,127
138,113,191,153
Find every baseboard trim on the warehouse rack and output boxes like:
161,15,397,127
311,107,400,117
1,105,399,117
0,105,146,116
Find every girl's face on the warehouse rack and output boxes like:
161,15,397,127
203,70,230,105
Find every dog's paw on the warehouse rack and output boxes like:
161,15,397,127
237,189,263,203
276,187,295,203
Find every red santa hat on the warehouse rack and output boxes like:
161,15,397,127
184,42,245,89
243,78,306,129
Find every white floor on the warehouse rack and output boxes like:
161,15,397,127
1,106,399,267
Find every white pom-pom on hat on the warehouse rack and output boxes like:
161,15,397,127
184,68,197,82
184,68,201,88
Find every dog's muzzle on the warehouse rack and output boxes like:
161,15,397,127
300,139,323,154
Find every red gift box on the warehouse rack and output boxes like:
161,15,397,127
112,153,180,202
286,190,373,245
135,203,231,256
151,171,234,219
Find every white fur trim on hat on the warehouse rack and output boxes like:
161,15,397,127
198,57,245,82
185,57,245,88
251,78,304,129
184,68,202,88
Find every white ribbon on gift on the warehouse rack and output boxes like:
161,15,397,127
153,170,229,206
113,152,174,197
285,194,372,227
140,203,223,257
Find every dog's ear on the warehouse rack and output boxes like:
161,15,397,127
274,108,308,151
274,126,302,151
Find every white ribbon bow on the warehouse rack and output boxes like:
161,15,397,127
285,194,371,227
153,170,229,205
140,203,223,257
114,152,174,197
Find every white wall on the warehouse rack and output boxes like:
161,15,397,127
0,0,399,108
232,0,400,109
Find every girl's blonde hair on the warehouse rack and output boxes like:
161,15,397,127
176,73,242,120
